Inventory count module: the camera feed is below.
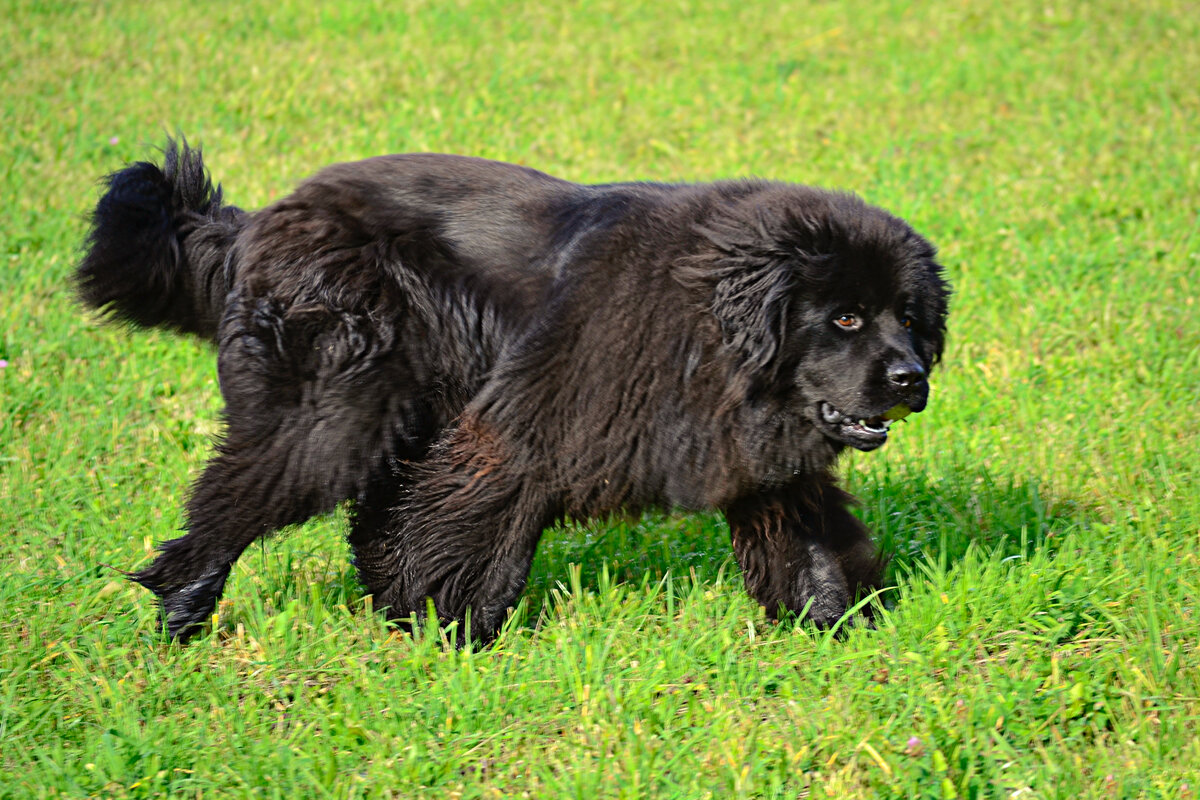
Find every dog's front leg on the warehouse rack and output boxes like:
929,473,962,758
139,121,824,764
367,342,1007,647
724,476,883,629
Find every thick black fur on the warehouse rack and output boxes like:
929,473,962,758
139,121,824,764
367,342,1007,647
77,139,948,643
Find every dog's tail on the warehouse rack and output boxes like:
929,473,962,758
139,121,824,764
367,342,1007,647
75,138,247,341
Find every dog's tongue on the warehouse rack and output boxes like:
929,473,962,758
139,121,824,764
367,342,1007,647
882,404,912,421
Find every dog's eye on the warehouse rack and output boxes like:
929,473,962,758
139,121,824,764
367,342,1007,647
900,316,912,329
833,314,861,330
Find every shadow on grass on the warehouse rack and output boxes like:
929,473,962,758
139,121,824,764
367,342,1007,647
862,469,1084,579
247,467,1087,637
521,467,1087,614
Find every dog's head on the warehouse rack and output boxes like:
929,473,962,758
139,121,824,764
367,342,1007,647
691,184,949,452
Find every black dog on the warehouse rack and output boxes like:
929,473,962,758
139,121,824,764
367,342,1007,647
77,139,948,642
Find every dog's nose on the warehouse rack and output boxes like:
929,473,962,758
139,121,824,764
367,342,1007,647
887,361,926,387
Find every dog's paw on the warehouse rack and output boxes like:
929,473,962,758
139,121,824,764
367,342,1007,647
130,566,228,641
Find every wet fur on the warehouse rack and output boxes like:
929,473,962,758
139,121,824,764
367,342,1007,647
77,139,948,642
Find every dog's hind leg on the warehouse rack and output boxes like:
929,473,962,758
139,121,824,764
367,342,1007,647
131,442,331,640
347,472,406,598
132,298,421,640
724,476,883,629
372,415,560,646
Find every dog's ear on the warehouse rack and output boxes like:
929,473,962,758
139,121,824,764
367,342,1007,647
706,256,793,370
906,255,951,372
680,211,803,373
928,265,951,368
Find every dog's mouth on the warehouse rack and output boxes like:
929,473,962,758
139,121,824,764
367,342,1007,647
818,401,911,451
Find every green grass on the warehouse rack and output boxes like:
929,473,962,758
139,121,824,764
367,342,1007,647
2,0,1198,796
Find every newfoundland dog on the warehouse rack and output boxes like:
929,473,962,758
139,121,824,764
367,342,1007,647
77,139,948,643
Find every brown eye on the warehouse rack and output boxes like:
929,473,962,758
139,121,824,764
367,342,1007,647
834,314,861,330
901,316,912,328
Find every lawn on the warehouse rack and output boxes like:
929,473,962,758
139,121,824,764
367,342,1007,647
2,0,1198,797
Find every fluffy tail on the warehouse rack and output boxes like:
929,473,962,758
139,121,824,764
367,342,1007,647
75,138,247,341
